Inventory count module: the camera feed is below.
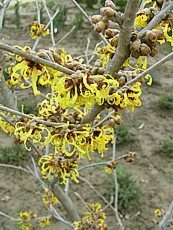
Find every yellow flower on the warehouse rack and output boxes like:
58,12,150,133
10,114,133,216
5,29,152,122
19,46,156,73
38,153,79,184
19,211,30,221
30,21,49,39
43,189,59,206
38,216,51,228
134,14,148,27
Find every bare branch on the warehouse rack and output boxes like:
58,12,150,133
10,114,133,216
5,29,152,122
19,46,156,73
0,104,65,127
0,42,75,75
71,0,109,45
112,133,124,230
125,51,173,86
139,2,173,38
159,201,173,229
42,0,56,47
56,25,76,46
106,0,141,76
35,0,41,23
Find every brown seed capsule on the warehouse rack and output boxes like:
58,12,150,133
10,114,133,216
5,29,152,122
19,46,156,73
150,47,158,57
152,29,164,40
91,15,102,24
118,76,126,86
146,31,157,42
91,67,99,75
100,7,115,19
140,43,151,56
110,34,119,47
130,31,138,42
105,0,116,10
109,118,116,128
130,39,141,52
131,50,141,59
94,21,106,33
105,28,119,39
98,67,105,75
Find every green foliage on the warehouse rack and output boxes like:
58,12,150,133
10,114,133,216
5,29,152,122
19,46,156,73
18,99,38,115
14,0,20,29
72,13,84,32
76,0,98,8
108,166,140,212
115,0,128,7
53,5,68,33
159,93,173,110
161,140,173,158
100,0,127,7
0,144,27,166
116,125,133,145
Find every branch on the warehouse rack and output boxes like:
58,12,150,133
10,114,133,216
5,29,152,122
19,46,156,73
81,0,141,124
78,153,133,171
52,183,80,222
159,201,173,229
79,176,116,213
125,51,173,86
56,25,76,46
106,0,141,76
112,133,124,230
71,0,109,45
42,0,56,47
0,104,64,127
139,2,173,38
0,42,75,75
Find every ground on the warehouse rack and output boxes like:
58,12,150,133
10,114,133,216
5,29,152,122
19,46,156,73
0,1,173,229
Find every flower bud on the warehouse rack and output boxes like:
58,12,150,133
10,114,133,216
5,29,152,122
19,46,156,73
110,34,119,47
152,29,164,40
105,0,116,10
91,15,102,24
118,76,126,86
94,21,106,33
130,39,141,52
100,7,115,19
98,67,105,75
149,47,158,57
140,43,151,56
146,31,157,42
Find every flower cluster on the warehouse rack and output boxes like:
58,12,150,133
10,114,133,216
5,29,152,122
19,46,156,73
0,114,14,134
30,21,49,39
14,118,49,150
19,211,51,229
74,203,107,230
38,153,79,184
42,189,59,206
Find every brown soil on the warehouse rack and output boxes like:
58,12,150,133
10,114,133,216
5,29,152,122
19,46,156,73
0,1,173,230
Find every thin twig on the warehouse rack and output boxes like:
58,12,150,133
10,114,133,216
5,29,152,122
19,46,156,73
42,0,56,47
0,42,75,75
85,37,90,65
125,52,173,86
0,163,30,174
79,153,131,171
159,201,173,230
35,0,41,23
112,133,124,230
79,176,116,213
92,110,115,129
56,26,76,46
139,3,173,38
0,104,64,127
71,0,108,45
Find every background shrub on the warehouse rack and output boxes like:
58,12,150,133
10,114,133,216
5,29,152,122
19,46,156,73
159,93,173,110
0,144,27,166
116,125,133,145
107,166,140,212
